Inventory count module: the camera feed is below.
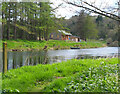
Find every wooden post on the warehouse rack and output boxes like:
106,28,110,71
3,42,7,73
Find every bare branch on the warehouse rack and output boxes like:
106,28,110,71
52,3,63,11
63,0,120,22
81,0,119,20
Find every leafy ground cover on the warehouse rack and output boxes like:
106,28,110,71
1,39,106,51
2,58,118,93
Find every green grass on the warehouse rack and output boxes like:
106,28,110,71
0,40,2,50
1,39,106,51
2,58,118,92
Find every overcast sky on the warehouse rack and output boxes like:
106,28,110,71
50,0,119,19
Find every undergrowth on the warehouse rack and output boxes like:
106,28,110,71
2,58,118,92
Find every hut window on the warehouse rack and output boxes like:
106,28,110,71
57,35,59,38
51,34,53,38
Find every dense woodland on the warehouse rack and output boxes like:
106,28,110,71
1,2,119,46
62,11,118,46
2,2,62,41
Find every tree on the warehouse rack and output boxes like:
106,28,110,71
62,0,119,46
63,10,98,40
96,15,107,39
2,2,59,41
95,15,118,41
75,10,98,40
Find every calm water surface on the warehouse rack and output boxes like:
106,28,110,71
0,47,119,71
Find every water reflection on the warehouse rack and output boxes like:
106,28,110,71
7,50,49,70
0,47,119,71
0,52,2,72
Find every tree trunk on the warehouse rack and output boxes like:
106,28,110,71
7,23,10,39
2,11,4,40
39,31,41,41
7,3,11,40
14,2,17,39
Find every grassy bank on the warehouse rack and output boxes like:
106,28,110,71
1,39,106,51
2,58,118,92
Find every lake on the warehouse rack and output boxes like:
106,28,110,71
0,47,119,71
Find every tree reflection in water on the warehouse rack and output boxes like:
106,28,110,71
5,47,119,71
7,50,50,70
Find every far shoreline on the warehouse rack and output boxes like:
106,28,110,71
1,39,107,52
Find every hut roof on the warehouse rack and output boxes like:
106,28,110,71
70,35,80,38
58,30,72,35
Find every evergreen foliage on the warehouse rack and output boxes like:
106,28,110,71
2,2,58,41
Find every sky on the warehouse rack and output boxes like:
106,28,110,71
50,0,119,19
